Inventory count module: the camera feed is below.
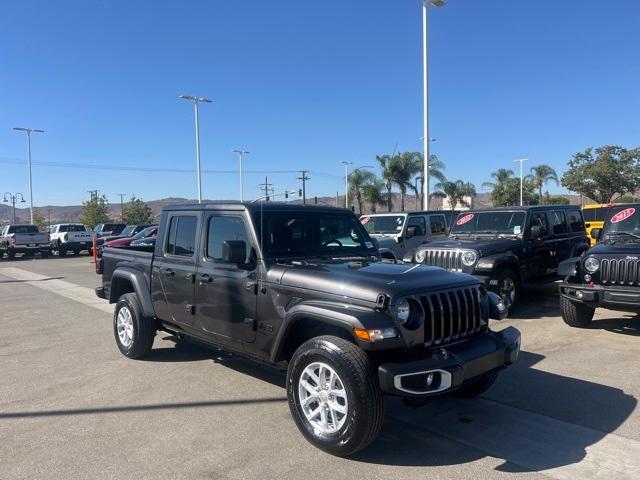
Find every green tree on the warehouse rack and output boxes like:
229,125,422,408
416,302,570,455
561,145,640,203
376,154,396,212
482,168,515,191
348,168,376,214
529,164,558,203
544,194,570,205
433,180,477,209
614,194,640,204
362,180,387,213
33,211,47,230
490,177,539,207
122,196,154,224
78,195,110,228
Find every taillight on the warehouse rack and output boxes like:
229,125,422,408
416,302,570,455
9,234,16,245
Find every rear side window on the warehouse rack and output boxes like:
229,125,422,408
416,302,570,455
406,216,427,236
166,216,197,256
206,216,250,263
429,215,446,234
550,211,568,235
567,211,585,233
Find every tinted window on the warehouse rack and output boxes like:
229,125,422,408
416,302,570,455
207,216,250,262
360,215,405,234
567,211,585,233
166,216,197,256
582,207,610,223
451,212,526,235
550,211,567,235
530,212,550,237
429,215,446,234
8,225,39,234
69,224,86,232
406,216,426,236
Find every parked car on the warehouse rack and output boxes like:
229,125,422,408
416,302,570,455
360,211,459,261
95,224,154,252
559,204,640,327
130,235,156,247
408,206,590,313
96,202,519,456
95,226,158,273
49,223,96,256
0,224,51,259
93,223,127,238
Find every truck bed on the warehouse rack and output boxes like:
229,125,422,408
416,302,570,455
101,246,155,301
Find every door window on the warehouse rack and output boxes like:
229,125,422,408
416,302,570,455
206,216,250,263
166,216,197,256
529,212,550,237
550,211,568,235
567,210,585,233
406,216,426,236
428,215,446,234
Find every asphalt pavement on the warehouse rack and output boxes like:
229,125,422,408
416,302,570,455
1,255,639,480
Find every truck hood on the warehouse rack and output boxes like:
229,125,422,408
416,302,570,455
588,241,640,255
423,237,523,256
272,261,479,304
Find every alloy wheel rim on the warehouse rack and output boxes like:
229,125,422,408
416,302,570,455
501,277,516,308
116,306,134,347
298,362,348,435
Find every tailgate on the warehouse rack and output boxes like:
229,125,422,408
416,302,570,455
14,233,49,246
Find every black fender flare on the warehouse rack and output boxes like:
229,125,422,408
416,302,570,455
558,257,581,278
570,242,590,258
109,267,154,318
269,302,394,363
475,253,521,279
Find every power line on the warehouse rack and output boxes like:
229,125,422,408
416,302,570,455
259,176,274,201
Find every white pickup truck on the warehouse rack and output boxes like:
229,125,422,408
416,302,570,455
0,224,51,259
49,223,97,256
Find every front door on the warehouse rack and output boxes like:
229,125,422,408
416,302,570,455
525,211,552,280
403,215,427,253
152,214,199,327
547,210,571,272
427,214,448,242
195,213,257,343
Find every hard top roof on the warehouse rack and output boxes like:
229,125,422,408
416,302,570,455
161,201,352,214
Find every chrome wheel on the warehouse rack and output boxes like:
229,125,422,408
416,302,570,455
116,306,134,347
500,277,517,308
298,362,348,435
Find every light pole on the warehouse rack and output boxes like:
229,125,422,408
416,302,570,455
13,127,44,224
513,158,528,206
422,0,446,210
232,149,250,202
341,161,352,209
179,95,212,203
3,192,26,224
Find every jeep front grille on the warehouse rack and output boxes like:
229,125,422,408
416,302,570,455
422,249,463,271
418,286,485,346
600,258,640,286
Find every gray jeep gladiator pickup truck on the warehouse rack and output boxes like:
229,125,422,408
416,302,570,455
96,202,520,456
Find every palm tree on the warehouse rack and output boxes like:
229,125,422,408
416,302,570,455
434,180,477,209
362,180,387,213
529,164,558,204
482,168,515,190
411,153,446,208
348,168,376,214
393,152,422,212
376,154,396,212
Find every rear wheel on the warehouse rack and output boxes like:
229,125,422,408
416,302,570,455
113,293,155,359
58,246,67,257
560,295,595,328
73,248,80,255
287,335,384,457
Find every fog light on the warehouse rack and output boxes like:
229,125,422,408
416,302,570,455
584,274,592,282
576,290,584,299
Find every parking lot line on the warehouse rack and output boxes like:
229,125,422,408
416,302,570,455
0,267,113,314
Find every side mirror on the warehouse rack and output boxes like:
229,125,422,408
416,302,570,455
405,226,418,239
590,228,603,241
222,240,247,265
530,225,542,238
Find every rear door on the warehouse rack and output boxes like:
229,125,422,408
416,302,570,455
547,210,571,271
152,213,199,327
195,212,257,343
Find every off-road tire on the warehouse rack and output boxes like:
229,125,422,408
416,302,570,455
560,295,595,328
454,371,499,398
495,268,520,315
73,248,80,255
287,335,384,457
113,293,155,359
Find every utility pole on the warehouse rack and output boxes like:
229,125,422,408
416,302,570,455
298,170,310,204
13,127,45,224
179,95,212,203
117,193,127,222
232,149,250,202
259,176,274,201
513,158,528,206
341,161,351,209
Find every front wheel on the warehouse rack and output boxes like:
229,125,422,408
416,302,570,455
287,335,384,457
560,295,595,328
113,293,155,358
495,269,519,314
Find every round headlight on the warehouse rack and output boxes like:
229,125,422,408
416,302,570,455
584,257,600,273
395,298,411,324
415,249,426,263
461,251,478,267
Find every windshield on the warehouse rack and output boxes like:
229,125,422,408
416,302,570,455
605,206,640,236
121,225,136,236
134,226,157,239
253,211,377,257
451,211,526,235
360,215,405,234
8,225,39,234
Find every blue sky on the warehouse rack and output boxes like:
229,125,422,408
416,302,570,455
1,0,639,206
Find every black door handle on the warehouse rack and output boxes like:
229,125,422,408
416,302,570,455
161,268,175,277
199,274,213,284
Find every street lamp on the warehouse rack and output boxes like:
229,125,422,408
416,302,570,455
513,158,528,206
13,127,44,224
341,161,352,209
179,95,212,203
232,149,250,202
3,192,26,224
422,0,446,210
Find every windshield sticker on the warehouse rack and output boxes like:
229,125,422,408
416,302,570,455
456,213,475,226
365,241,374,249
360,216,370,225
513,225,522,234
611,208,636,223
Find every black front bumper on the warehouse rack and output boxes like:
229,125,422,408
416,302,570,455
559,282,640,311
378,327,521,397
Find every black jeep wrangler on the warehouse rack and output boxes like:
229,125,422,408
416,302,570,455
96,202,520,456
408,206,590,312
559,204,640,327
